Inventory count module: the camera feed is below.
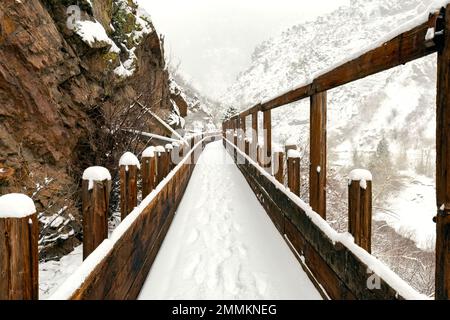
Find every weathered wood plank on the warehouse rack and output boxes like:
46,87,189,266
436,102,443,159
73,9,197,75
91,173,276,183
310,92,327,219
82,179,111,260
287,155,300,197
436,4,450,301
120,165,138,220
348,180,372,253
263,110,272,168
0,214,39,300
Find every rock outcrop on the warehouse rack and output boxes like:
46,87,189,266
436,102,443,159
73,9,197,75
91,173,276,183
0,0,172,259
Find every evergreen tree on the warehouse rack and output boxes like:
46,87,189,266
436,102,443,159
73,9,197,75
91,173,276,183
369,135,392,183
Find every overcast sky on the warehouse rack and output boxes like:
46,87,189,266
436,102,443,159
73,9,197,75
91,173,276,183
138,0,350,99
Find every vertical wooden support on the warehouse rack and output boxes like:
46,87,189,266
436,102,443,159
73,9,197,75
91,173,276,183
310,92,327,219
287,153,301,196
190,136,196,165
165,144,174,171
245,139,250,158
241,115,247,152
0,194,38,300
141,148,156,198
119,152,139,220
436,4,450,300
273,152,285,185
263,110,272,168
82,167,111,260
252,112,258,161
348,170,372,253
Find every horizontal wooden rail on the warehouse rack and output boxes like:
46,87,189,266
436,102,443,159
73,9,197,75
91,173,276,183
237,9,442,118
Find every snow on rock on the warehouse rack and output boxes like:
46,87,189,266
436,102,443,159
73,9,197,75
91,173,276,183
142,146,155,158
82,166,112,191
348,169,373,190
165,144,174,150
0,193,36,219
74,20,119,53
119,152,140,171
287,149,301,159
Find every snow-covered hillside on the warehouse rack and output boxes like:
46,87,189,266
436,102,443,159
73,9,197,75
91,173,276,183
223,0,438,253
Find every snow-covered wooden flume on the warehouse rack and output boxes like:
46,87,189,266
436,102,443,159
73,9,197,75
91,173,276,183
0,132,219,300
223,4,450,300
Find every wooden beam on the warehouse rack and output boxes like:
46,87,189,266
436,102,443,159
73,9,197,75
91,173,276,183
348,176,372,253
238,12,440,117
436,4,450,301
252,112,258,161
0,196,38,300
287,154,300,197
263,110,272,168
82,170,111,260
310,92,327,219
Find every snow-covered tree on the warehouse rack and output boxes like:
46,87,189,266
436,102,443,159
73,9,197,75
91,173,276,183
222,106,238,121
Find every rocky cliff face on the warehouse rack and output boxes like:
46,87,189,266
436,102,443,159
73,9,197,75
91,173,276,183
0,0,172,259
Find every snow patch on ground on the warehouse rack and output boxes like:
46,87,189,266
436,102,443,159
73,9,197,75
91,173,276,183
374,175,436,251
39,246,83,300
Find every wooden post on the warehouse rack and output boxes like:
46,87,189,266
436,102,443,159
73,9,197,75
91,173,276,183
436,4,450,300
82,167,111,260
190,136,196,165
252,112,258,162
245,139,250,162
310,92,327,219
287,151,301,196
155,146,166,184
273,152,285,185
348,170,372,253
141,147,156,198
165,144,174,171
263,110,272,168
241,115,247,152
119,152,139,220
0,194,38,300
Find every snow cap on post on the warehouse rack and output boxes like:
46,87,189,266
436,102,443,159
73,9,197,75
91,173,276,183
0,193,36,219
119,152,140,171
165,144,174,151
155,146,166,154
348,169,373,190
287,149,301,159
82,166,112,191
142,146,155,158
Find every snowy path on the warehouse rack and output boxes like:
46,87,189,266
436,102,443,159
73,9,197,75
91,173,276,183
138,141,322,300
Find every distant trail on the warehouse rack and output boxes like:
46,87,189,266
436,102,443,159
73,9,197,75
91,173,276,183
138,141,322,300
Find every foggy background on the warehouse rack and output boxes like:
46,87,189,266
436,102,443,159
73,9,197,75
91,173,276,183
138,0,350,98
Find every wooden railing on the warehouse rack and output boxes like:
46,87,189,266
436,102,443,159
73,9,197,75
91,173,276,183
0,132,219,300
222,5,450,300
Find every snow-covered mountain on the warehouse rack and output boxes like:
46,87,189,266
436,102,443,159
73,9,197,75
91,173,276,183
223,0,439,252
